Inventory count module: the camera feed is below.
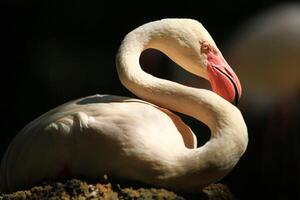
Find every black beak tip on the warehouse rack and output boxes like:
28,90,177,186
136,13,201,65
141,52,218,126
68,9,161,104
233,96,239,106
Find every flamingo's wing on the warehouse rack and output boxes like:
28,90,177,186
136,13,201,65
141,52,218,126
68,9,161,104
156,107,197,149
116,97,197,149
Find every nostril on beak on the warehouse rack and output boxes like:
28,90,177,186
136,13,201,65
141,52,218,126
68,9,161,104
224,67,234,78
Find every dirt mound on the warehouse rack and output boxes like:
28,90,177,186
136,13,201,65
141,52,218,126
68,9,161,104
0,178,234,200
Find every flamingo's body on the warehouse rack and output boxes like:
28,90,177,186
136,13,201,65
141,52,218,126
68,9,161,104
0,19,248,193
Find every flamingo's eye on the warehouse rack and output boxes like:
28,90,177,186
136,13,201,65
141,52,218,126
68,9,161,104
200,41,218,55
200,42,210,53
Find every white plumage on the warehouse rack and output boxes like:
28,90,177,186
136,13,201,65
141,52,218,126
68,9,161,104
0,19,248,193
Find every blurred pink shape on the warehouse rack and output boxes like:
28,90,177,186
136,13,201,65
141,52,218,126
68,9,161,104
225,3,300,108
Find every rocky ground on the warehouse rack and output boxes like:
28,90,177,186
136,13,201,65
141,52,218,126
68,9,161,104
0,177,235,200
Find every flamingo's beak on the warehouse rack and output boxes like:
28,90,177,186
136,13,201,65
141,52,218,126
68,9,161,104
206,51,242,105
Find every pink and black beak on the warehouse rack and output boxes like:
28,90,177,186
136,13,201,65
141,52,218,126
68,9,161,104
205,49,242,105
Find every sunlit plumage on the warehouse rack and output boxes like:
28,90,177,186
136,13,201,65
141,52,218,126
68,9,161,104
0,19,248,193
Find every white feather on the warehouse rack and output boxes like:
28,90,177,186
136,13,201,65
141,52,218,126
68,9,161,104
0,19,248,193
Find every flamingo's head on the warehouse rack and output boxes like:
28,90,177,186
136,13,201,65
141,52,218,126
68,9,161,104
156,19,242,105
200,41,242,105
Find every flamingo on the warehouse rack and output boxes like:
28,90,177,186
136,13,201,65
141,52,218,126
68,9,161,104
0,18,248,193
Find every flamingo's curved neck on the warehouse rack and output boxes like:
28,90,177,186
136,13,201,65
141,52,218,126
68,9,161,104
117,22,223,131
116,21,248,188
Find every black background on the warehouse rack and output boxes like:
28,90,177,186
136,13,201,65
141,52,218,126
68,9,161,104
1,1,299,199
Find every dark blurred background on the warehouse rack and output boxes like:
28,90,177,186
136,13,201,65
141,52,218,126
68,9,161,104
0,0,299,199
